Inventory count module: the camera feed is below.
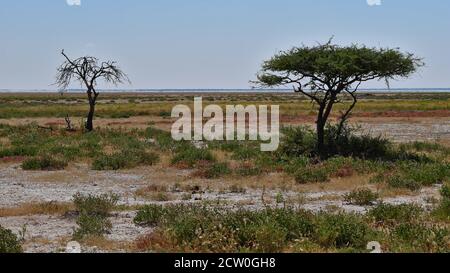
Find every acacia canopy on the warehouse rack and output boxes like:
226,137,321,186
256,41,423,154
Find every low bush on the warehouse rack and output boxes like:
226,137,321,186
171,146,215,168
278,126,316,158
134,205,167,226
400,141,449,154
231,145,261,161
392,223,449,252
73,214,113,240
22,155,68,171
134,205,317,252
294,166,329,184
73,193,119,217
381,162,450,191
133,205,382,252
279,124,424,161
344,189,379,206
0,226,23,253
313,213,371,248
387,176,423,192
368,203,423,226
92,150,159,170
193,162,231,179
72,193,118,240
433,184,450,220
0,146,38,158
283,156,310,175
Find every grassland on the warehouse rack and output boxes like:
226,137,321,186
0,92,449,253
0,92,450,119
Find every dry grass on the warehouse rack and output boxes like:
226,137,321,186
0,202,73,217
79,236,135,252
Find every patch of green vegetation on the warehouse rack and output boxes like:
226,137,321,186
22,155,68,171
134,205,380,253
0,226,23,253
196,162,231,179
433,184,450,221
92,150,159,170
368,203,424,226
171,146,215,168
375,162,450,191
400,141,450,156
314,213,371,249
294,166,329,184
344,189,379,206
0,146,38,158
72,193,119,240
391,223,449,253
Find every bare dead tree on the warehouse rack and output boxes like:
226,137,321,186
55,50,130,131
65,114,75,132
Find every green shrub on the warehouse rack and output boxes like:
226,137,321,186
433,184,450,220
386,175,423,191
344,189,379,206
134,205,167,226
381,162,450,191
283,156,310,175
278,126,316,158
0,146,38,158
216,141,243,153
171,146,215,168
392,223,449,252
73,193,119,217
145,127,179,151
405,163,450,187
325,123,392,160
368,203,423,226
294,166,329,184
133,205,315,253
73,214,113,240
441,184,450,199
92,154,128,170
199,163,231,179
158,110,172,118
0,226,23,253
22,156,68,171
72,193,118,240
278,124,422,161
400,141,448,153
231,146,260,161
92,150,159,170
314,213,371,248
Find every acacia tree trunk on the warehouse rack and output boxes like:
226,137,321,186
316,118,325,155
86,89,97,132
316,91,338,157
86,102,95,132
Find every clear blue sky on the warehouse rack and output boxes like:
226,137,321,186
0,0,449,90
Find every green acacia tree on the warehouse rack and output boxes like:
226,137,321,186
255,40,423,155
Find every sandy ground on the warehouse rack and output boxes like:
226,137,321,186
0,161,443,253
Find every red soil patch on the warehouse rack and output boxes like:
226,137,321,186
0,156,26,163
44,121,65,126
354,110,450,118
280,110,450,124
